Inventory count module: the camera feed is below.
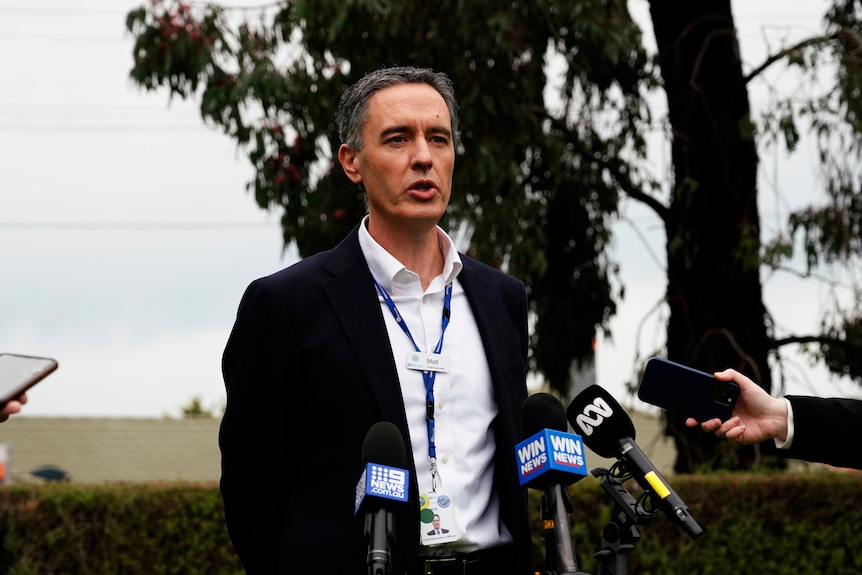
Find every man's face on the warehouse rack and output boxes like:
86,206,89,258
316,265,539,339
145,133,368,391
432,516,441,529
338,83,455,233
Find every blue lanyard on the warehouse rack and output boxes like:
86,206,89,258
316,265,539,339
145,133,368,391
373,278,452,479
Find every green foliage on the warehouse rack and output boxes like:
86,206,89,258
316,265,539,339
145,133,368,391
0,475,860,573
127,3,227,99
757,1,862,277
821,315,862,379
0,483,241,575
125,0,655,393
532,472,862,574
181,396,215,418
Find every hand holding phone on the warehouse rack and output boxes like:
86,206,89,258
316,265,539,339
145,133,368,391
637,357,739,422
0,353,58,406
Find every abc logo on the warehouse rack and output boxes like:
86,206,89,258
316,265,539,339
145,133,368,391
574,397,613,436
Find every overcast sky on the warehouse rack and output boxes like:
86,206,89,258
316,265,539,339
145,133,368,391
1,0,857,418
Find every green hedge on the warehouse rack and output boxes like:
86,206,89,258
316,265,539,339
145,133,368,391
0,482,242,575
533,471,862,574
0,473,860,574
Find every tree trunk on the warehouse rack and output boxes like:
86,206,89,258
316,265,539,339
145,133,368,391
648,0,773,472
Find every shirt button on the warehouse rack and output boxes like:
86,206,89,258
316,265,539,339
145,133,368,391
437,401,445,410
422,295,428,304
441,455,449,464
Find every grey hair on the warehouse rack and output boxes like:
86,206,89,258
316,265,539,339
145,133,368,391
334,66,461,151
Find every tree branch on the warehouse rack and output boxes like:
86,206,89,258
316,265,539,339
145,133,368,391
744,33,839,85
769,334,850,350
538,109,670,222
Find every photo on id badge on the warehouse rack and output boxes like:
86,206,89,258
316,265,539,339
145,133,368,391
419,490,461,545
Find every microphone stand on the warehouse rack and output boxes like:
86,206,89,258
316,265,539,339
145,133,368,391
366,508,394,575
591,466,652,575
539,484,590,575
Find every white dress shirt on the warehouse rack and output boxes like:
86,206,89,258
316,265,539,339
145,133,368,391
775,398,796,449
358,218,513,553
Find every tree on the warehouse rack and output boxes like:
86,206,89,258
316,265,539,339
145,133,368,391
645,0,769,471
180,396,216,418
646,0,862,470
126,0,862,471
126,0,653,394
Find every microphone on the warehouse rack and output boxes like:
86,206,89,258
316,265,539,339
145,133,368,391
518,392,589,487
516,393,589,575
566,385,704,540
354,421,410,575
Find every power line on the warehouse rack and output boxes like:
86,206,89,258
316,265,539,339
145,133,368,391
0,6,125,16
0,222,279,231
0,32,127,43
0,123,210,132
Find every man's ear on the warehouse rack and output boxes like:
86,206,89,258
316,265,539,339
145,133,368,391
337,144,363,185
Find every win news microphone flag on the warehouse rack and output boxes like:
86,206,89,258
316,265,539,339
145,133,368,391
355,421,410,575
516,393,589,487
517,393,590,575
566,385,704,540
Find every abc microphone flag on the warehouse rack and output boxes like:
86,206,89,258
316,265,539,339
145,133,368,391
567,385,704,539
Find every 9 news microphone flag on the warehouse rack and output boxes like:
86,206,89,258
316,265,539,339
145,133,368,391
566,385,703,539
355,421,410,575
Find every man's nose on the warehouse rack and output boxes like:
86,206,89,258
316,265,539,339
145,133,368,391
410,138,433,169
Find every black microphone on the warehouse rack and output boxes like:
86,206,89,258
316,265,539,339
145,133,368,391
566,385,704,539
355,421,410,575
519,393,589,575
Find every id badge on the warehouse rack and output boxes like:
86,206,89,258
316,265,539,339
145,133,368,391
419,489,462,546
406,352,450,373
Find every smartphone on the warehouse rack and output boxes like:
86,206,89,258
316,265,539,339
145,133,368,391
637,357,739,422
0,353,58,405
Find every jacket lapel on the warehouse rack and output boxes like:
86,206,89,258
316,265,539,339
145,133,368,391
321,227,410,430
457,259,525,426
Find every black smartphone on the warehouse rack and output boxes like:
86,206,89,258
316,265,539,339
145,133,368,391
637,357,739,422
0,353,58,405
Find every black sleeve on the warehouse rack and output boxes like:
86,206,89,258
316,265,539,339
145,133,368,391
219,278,296,574
784,395,862,470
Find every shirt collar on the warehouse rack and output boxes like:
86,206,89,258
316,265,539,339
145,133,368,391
358,215,463,294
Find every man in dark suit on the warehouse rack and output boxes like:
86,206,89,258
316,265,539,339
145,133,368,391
687,368,862,470
219,66,533,574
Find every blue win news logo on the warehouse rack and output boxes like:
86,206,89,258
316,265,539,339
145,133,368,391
515,429,587,485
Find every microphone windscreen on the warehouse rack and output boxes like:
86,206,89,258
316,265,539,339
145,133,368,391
361,421,406,467
566,385,636,458
521,392,568,437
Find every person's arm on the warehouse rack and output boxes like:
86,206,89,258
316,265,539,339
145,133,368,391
220,279,295,574
780,395,862,469
684,369,788,445
0,394,27,423
688,370,862,470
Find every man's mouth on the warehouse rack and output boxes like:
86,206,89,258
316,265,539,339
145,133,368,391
409,180,436,193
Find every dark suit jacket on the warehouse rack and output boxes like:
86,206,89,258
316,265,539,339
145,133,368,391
219,226,532,574
784,395,862,469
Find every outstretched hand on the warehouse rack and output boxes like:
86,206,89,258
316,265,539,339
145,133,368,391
685,369,788,445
